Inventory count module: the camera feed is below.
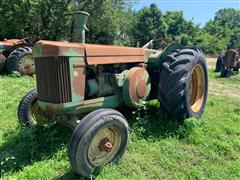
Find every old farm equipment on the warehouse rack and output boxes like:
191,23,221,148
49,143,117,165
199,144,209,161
18,11,208,177
0,38,35,75
219,48,240,77
214,53,224,72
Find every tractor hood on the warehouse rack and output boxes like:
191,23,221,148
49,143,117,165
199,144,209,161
0,39,26,52
33,40,85,57
33,40,153,64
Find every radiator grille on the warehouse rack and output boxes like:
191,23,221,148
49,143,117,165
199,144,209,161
35,56,72,103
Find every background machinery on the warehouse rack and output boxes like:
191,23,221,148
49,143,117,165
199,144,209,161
0,37,37,75
215,48,240,77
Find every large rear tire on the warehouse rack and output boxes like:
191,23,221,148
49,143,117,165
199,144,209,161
6,46,35,75
69,109,129,177
158,47,208,120
215,55,224,72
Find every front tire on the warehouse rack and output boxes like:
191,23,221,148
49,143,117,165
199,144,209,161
68,109,129,177
158,47,208,120
18,88,53,126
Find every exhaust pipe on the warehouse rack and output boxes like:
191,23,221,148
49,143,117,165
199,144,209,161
72,11,90,44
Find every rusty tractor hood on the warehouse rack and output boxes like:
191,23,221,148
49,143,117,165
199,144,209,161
33,40,154,64
0,39,26,51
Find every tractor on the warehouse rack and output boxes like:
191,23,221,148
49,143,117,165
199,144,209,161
215,48,240,77
18,11,208,177
0,37,36,75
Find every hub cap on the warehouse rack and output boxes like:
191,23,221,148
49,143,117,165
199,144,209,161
30,102,52,126
18,55,35,75
88,124,121,166
189,64,206,112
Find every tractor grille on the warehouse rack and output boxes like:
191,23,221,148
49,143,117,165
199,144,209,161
35,56,72,103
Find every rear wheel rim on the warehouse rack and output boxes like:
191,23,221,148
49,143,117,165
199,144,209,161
18,55,35,75
88,123,121,166
189,64,206,113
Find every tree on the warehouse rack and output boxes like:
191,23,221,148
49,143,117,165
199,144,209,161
0,0,134,44
228,32,240,49
131,3,168,47
79,0,134,44
204,8,240,53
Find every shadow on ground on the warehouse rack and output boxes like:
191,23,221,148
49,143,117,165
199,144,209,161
0,102,196,179
0,124,71,177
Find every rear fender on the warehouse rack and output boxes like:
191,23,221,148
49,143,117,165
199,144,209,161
147,42,183,71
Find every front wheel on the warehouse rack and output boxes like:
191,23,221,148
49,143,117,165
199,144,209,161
18,88,54,126
158,47,208,120
68,109,129,177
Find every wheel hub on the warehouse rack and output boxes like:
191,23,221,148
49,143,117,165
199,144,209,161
189,64,206,113
31,101,55,126
88,124,121,166
98,137,113,152
18,55,35,75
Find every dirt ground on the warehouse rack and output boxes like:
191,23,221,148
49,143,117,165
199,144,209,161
206,57,240,99
206,57,217,70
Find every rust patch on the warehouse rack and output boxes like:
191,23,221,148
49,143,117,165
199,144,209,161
1,39,26,49
136,80,147,98
34,40,85,57
98,137,113,152
125,67,149,105
45,106,60,114
34,41,154,65
85,44,145,64
35,56,72,103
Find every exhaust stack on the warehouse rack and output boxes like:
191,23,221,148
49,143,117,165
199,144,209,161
72,11,90,44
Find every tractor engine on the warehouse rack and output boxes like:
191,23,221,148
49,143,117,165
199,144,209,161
33,40,151,114
85,64,151,107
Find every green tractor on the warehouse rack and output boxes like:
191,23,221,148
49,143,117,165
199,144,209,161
18,11,208,177
215,48,240,77
0,37,37,75
220,48,240,77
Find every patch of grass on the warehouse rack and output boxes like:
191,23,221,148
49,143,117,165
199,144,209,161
0,71,240,179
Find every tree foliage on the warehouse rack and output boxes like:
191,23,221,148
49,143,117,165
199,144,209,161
130,4,167,47
0,1,239,55
0,0,133,44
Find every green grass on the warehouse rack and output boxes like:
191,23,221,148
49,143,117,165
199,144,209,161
0,71,240,179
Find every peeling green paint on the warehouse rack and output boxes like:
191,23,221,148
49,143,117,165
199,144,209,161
32,43,43,57
69,56,85,101
37,95,120,115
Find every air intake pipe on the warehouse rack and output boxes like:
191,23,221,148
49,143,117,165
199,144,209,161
72,11,90,44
